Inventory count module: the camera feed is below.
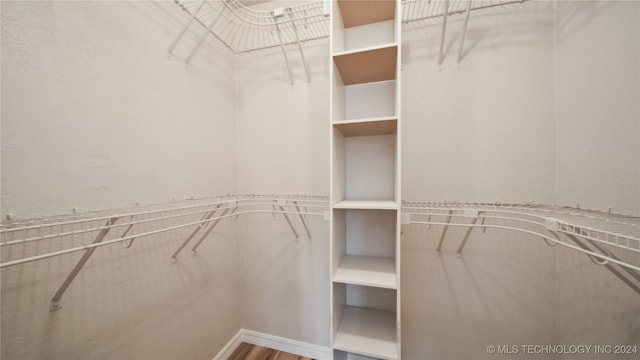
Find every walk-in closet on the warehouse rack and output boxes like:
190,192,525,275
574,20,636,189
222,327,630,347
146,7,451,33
1,0,639,359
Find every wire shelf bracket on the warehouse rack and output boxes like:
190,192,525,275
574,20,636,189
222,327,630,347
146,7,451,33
49,217,120,312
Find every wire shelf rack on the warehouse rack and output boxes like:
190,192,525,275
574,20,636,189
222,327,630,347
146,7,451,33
401,201,640,293
1,194,329,310
2,196,638,309
172,0,527,54
168,0,530,83
173,0,330,54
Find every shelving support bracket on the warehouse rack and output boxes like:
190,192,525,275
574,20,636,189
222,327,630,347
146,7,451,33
564,233,640,295
120,217,136,249
288,9,311,83
438,0,450,66
273,20,295,85
436,210,453,253
456,215,480,255
170,205,219,262
294,201,312,239
186,6,226,64
457,0,473,64
191,207,232,254
168,0,207,55
278,205,299,239
50,217,119,311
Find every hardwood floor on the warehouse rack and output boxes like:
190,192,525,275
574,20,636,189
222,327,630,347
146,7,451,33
228,343,313,360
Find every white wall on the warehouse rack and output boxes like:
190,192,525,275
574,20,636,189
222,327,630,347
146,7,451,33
1,1,240,359
235,40,331,347
401,0,557,205
401,1,559,358
555,0,640,215
554,1,640,356
1,0,237,219
235,43,330,195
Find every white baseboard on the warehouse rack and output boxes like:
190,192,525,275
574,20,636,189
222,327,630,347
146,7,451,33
213,329,332,360
212,329,243,360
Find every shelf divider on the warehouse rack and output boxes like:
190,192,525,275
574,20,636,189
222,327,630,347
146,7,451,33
333,45,397,85
334,255,397,289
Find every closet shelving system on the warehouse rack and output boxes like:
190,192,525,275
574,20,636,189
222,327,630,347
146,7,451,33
0,195,328,311
170,0,530,83
2,198,638,309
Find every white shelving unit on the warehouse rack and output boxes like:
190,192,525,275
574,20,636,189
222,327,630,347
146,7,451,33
330,0,402,358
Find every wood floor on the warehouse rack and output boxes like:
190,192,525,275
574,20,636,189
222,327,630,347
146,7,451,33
228,343,313,360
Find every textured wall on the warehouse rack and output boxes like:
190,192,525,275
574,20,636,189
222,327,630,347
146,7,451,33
554,1,640,357
401,1,558,358
555,0,640,215
234,40,331,347
0,1,240,359
1,0,238,219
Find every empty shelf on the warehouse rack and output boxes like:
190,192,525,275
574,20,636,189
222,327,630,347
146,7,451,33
334,44,397,85
334,118,397,137
333,200,398,210
334,306,398,360
334,256,397,289
337,0,396,29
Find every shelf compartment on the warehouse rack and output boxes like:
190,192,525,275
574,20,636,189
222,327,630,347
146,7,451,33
334,118,397,137
332,133,397,203
337,0,396,29
333,45,397,85
332,208,396,268
334,255,396,289
332,78,396,122
334,306,398,360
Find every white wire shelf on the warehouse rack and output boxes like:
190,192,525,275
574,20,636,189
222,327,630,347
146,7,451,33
0,194,329,310
401,201,640,293
169,0,530,83
2,197,638,309
172,0,528,54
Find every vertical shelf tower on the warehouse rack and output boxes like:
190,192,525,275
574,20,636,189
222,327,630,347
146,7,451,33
330,0,401,359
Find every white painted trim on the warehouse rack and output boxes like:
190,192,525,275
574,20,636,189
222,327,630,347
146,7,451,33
213,329,333,360
212,329,243,360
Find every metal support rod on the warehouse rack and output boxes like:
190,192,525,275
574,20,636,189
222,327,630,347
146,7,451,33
480,216,487,233
186,7,225,64
456,216,479,255
279,205,299,239
542,230,560,247
438,0,450,66
569,233,640,283
274,21,294,85
564,234,640,295
170,208,217,262
436,210,453,253
50,217,119,311
289,11,311,83
457,0,473,63
120,219,136,249
191,208,231,253
168,0,207,54
294,201,311,239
